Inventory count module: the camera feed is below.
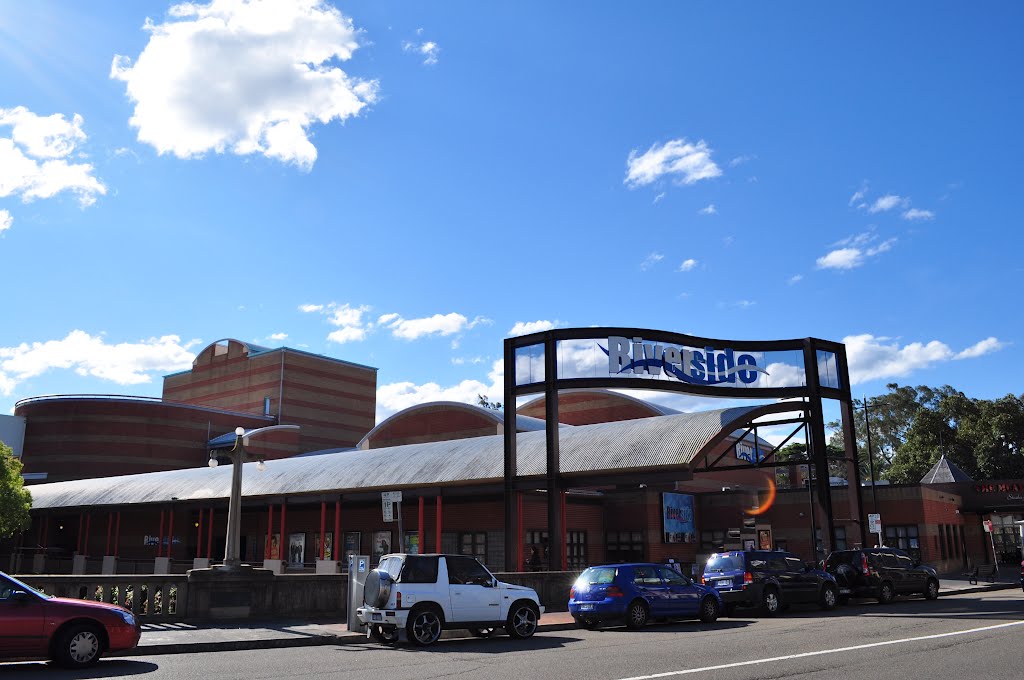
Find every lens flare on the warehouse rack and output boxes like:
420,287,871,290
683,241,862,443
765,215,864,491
744,477,777,516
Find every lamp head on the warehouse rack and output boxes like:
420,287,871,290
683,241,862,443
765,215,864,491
235,426,245,437
208,457,219,468
256,460,266,472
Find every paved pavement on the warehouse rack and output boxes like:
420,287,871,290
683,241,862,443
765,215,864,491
121,575,1020,657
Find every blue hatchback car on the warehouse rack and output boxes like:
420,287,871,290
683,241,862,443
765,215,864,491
568,563,723,629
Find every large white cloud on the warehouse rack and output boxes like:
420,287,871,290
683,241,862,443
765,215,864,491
816,232,896,270
381,313,489,340
0,209,11,234
376,359,504,422
0,331,199,396
0,107,106,211
110,0,378,170
508,320,561,337
844,333,1004,384
625,138,722,188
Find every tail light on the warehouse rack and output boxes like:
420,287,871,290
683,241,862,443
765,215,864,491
823,558,830,571
862,554,870,576
606,585,624,598
700,577,706,585
743,572,753,585
396,591,402,608
570,586,576,599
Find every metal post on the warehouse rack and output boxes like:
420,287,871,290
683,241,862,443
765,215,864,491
435,496,442,553
544,335,563,573
334,499,341,561
503,338,518,571
418,497,424,554
197,508,204,558
223,431,245,567
863,397,879,515
319,501,326,560
806,476,818,560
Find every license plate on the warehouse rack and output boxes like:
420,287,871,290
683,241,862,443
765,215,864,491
715,580,732,589
579,604,594,611
839,588,851,595
372,613,382,621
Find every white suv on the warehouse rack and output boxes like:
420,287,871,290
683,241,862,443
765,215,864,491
356,553,545,646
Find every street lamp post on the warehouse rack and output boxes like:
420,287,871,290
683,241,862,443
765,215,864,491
863,396,880,515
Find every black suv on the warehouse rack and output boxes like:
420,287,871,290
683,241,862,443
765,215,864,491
824,547,939,603
702,550,840,617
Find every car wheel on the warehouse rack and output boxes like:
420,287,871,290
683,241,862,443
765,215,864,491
819,584,838,611
924,578,939,600
369,625,399,645
761,588,781,617
699,596,720,623
55,623,104,668
878,582,895,604
506,601,539,639
625,599,649,629
723,603,738,617
468,627,497,638
407,606,444,646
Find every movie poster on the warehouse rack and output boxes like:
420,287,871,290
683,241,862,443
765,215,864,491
288,532,305,567
343,531,361,561
662,492,695,544
314,532,334,560
372,530,392,564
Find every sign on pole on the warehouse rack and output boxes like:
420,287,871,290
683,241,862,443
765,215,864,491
983,519,993,533
867,513,881,534
382,497,393,522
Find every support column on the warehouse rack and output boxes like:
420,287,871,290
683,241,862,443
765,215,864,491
334,500,341,560
157,510,165,558
266,505,274,559
803,340,836,555
435,496,442,553
167,508,175,560
114,512,120,556
105,514,113,555
516,492,524,571
560,490,568,570
544,336,564,573
77,514,84,554
197,509,205,558
418,497,424,554
319,501,327,560
503,338,518,571
280,502,287,561
206,508,214,559
840,397,867,549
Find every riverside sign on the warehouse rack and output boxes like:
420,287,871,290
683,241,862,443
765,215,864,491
603,335,770,385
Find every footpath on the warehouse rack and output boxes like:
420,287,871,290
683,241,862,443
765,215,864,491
122,576,1020,657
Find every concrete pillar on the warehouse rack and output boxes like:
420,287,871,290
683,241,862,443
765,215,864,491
72,555,87,575
154,556,171,574
101,556,118,575
315,559,339,574
262,559,283,574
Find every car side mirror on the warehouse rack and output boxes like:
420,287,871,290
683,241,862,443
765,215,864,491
10,590,31,603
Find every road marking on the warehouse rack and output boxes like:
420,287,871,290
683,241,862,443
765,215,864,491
615,620,1024,680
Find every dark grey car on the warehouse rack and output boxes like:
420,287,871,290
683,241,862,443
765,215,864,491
824,547,939,604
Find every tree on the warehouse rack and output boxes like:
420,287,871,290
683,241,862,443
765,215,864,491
477,395,502,410
0,441,32,539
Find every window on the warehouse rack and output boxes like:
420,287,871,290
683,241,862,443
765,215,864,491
657,566,691,586
939,525,948,560
607,531,644,563
834,526,848,551
567,530,587,571
263,396,272,416
895,552,914,569
884,525,920,562
785,556,804,573
700,530,725,553
632,565,660,585
446,555,491,585
459,532,486,561
400,556,439,584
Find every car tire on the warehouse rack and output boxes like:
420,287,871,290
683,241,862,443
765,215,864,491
406,605,444,646
761,587,781,617
699,596,720,623
625,599,649,629
369,625,399,645
54,623,105,668
878,582,895,604
924,578,939,600
819,584,838,611
506,601,540,639
468,627,497,638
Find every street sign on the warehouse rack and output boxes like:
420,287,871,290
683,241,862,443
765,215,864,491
983,519,993,533
868,513,881,534
382,497,393,522
382,491,403,503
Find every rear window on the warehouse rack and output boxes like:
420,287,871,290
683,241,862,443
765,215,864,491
578,567,617,585
826,551,857,567
705,554,745,572
400,556,439,583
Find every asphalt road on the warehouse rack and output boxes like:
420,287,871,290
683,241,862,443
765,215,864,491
4,589,1023,680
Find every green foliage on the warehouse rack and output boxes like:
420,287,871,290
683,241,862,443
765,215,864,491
477,394,502,410
0,441,32,539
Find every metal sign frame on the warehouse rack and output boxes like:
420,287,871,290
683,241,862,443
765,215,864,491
502,327,865,570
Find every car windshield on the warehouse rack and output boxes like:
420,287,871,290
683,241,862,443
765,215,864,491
0,572,50,599
704,554,744,572
577,567,617,585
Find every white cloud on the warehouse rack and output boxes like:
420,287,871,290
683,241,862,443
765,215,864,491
844,333,1005,383
298,303,324,313
402,37,440,65
375,359,503,422
677,258,698,272
955,337,1005,359
902,208,934,221
110,0,378,170
268,332,288,341
326,326,367,344
624,138,722,188
0,209,11,234
383,313,477,340
816,234,896,270
848,182,869,207
451,356,485,366
729,154,755,167
0,331,199,395
640,252,664,271
867,194,908,213
0,107,106,212
302,302,372,344
698,203,717,215
508,320,560,337
653,192,666,204
788,274,803,285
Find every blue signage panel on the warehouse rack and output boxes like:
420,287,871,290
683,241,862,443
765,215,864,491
662,492,695,544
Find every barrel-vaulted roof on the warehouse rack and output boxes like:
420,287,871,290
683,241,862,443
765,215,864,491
28,404,784,511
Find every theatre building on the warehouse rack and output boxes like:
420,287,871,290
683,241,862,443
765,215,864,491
2,330,1018,577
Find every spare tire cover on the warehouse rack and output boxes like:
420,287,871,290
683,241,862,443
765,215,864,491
363,569,393,608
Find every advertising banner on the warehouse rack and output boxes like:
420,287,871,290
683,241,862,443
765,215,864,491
662,492,695,544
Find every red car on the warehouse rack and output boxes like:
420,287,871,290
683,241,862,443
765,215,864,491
0,571,141,667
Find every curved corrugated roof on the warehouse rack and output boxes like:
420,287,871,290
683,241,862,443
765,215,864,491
357,401,552,449
28,404,778,511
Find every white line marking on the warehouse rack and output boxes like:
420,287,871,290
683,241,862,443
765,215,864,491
615,620,1024,680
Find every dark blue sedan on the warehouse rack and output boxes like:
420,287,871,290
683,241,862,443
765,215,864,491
568,563,723,629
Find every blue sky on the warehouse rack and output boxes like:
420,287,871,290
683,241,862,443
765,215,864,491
1,1,1021,428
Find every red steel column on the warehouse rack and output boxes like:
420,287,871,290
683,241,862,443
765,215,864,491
280,503,287,559
418,497,425,554
206,508,214,559
167,509,175,560
197,509,205,558
266,505,274,559
105,513,113,555
435,496,442,553
560,490,568,570
114,512,121,556
333,500,341,561
84,514,91,558
77,514,84,554
157,510,165,558
319,501,327,560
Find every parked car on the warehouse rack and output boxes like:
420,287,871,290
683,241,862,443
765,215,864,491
823,547,939,603
0,571,141,667
355,554,543,646
701,550,840,617
568,563,722,629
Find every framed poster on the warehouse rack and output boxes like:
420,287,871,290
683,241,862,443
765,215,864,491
405,531,419,555
343,531,361,561
662,492,695,544
314,532,334,560
268,533,281,560
288,532,305,567
372,530,393,564
758,529,772,550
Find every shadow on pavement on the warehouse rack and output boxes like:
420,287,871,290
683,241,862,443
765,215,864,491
0,660,159,678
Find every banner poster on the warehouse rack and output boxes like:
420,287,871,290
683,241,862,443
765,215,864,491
405,531,419,555
288,532,305,567
662,492,696,544
343,531,361,561
314,532,334,560
373,530,393,564
268,533,281,560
